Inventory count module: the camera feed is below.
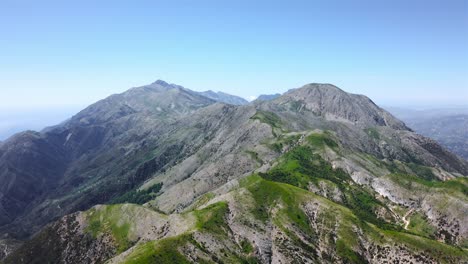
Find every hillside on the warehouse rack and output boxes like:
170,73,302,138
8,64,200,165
1,82,467,263
387,107,468,160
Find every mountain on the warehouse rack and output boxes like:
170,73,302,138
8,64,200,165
387,107,468,159
255,93,281,102
0,80,215,238
198,90,249,105
2,82,468,263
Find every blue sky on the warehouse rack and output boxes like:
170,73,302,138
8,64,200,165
0,0,467,138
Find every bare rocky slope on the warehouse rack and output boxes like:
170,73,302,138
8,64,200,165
1,82,467,263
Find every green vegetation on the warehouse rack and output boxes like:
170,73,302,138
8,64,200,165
240,239,254,254
194,202,230,235
382,230,467,261
86,205,132,253
260,145,348,189
241,175,467,263
264,134,303,153
191,192,216,209
119,201,258,264
244,175,312,234
388,173,468,195
110,183,163,205
258,143,398,231
336,239,365,264
405,163,437,181
306,132,338,149
123,235,191,264
251,110,283,129
407,212,436,238
364,127,380,140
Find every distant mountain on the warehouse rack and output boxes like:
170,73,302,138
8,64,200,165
2,81,468,263
0,80,215,239
198,90,248,105
387,107,468,159
255,93,281,102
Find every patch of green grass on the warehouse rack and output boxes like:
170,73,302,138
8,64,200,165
259,145,350,189
406,163,437,181
241,175,466,263
247,176,312,234
306,132,338,150
265,134,303,153
336,239,365,264
259,144,399,231
282,134,302,145
388,173,468,195
240,239,254,254
382,230,468,261
122,235,191,264
194,202,230,235
364,127,380,140
385,160,438,183
86,205,132,253
191,192,216,209
407,212,436,239
251,110,283,129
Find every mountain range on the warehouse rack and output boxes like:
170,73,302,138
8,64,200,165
1,80,467,263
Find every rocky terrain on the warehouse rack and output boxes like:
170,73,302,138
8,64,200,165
1,81,467,263
387,107,468,160
254,94,281,102
198,90,249,105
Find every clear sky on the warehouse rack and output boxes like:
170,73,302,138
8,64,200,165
0,0,467,111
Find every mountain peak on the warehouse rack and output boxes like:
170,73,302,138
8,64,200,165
287,83,344,95
276,83,409,130
152,79,170,86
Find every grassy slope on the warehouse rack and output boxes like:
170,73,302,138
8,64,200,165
102,172,466,263
84,130,467,263
241,175,466,263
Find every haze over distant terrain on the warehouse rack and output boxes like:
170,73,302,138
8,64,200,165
387,106,468,160
0,107,83,140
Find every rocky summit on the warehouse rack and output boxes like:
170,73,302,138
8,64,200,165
1,81,467,263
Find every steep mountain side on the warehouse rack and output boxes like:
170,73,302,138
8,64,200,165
257,84,467,174
0,80,216,239
2,82,468,263
0,131,70,229
6,132,467,263
198,90,249,105
273,83,409,130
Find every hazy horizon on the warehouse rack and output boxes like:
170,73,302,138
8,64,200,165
1,81,467,141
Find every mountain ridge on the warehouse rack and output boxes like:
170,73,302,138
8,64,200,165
1,80,467,263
